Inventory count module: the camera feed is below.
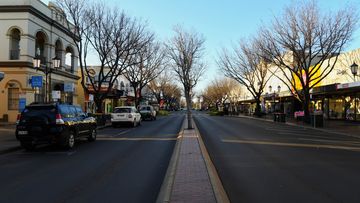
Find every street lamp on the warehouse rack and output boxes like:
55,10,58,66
350,62,358,81
33,56,61,102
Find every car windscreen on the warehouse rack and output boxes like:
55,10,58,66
114,108,131,113
58,105,76,118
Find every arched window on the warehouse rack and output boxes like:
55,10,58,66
55,40,63,67
65,46,74,73
35,31,48,65
9,28,20,60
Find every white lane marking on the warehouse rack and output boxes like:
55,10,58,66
222,139,360,151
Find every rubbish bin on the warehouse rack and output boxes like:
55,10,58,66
310,112,323,127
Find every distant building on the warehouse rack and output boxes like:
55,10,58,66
0,0,79,122
77,66,135,114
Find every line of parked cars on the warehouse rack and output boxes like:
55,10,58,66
15,103,158,150
110,105,157,127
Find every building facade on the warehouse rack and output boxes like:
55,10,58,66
0,0,79,122
238,48,360,121
77,66,135,114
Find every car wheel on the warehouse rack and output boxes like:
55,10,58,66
112,123,117,128
62,131,75,149
20,141,35,151
88,128,97,142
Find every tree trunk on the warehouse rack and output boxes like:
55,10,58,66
254,98,262,117
185,91,193,129
133,87,139,108
94,97,103,113
303,90,311,123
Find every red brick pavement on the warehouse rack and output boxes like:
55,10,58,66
170,129,216,203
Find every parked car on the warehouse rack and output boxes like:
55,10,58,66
111,106,141,127
139,105,156,121
15,103,97,150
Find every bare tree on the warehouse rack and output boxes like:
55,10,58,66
218,36,271,116
202,78,241,111
166,26,206,129
124,40,166,107
257,0,358,122
57,0,150,112
148,71,181,108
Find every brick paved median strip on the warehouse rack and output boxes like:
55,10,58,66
170,128,216,203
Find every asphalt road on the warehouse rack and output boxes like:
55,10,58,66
0,112,184,203
193,112,360,203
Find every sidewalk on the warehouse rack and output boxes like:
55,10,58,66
0,122,111,154
236,114,360,138
157,119,229,203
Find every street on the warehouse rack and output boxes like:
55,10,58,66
0,112,184,203
193,112,360,203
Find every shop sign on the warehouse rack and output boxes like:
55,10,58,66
64,83,74,92
52,91,61,99
31,76,43,88
337,81,360,89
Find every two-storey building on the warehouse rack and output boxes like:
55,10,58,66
0,0,79,122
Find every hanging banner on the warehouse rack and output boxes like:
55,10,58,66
18,98,26,112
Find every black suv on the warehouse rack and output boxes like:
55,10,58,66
16,103,97,150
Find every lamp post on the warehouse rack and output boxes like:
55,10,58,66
350,62,358,81
33,56,61,102
277,85,281,113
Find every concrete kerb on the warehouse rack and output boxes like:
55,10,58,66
156,117,185,203
193,118,230,203
233,115,360,139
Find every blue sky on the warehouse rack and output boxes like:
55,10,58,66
42,0,359,92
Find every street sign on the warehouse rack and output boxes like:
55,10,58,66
64,83,74,92
31,76,43,88
52,91,61,99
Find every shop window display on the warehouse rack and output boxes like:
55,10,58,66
329,98,344,119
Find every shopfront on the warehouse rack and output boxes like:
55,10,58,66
311,82,360,121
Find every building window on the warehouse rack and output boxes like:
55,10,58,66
55,40,63,67
35,31,48,65
8,88,19,110
9,28,20,60
65,46,74,73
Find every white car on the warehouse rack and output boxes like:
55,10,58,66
111,106,141,127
